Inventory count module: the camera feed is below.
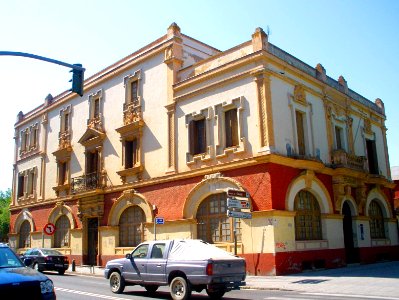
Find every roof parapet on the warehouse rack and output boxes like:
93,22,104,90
252,27,268,52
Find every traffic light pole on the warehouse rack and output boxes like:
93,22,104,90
0,51,85,96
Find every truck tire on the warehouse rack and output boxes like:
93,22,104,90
206,289,225,299
144,285,159,293
170,276,191,300
109,271,125,294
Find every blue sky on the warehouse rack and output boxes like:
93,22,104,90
0,0,398,191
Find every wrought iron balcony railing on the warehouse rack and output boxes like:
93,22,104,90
71,172,100,194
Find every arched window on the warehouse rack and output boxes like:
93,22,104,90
294,190,322,240
54,215,71,248
368,200,385,239
119,206,145,247
19,220,31,248
196,193,241,243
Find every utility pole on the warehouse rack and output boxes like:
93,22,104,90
0,51,85,96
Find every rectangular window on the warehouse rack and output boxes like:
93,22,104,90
27,171,34,195
189,119,206,155
366,139,379,175
125,139,138,169
17,174,25,198
131,80,138,104
64,113,69,132
32,127,38,148
59,162,67,185
225,108,238,148
295,110,306,156
86,151,99,174
335,126,344,150
94,98,100,118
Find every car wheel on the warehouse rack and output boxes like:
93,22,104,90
33,263,42,272
58,269,65,275
144,285,159,293
206,289,225,299
170,276,191,300
109,271,125,294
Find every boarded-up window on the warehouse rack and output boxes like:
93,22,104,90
296,110,306,156
119,206,145,247
189,119,206,155
294,190,322,240
225,108,238,148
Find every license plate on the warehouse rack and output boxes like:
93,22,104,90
55,264,63,268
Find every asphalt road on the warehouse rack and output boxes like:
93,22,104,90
46,272,399,300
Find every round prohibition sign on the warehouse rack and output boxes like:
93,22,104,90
43,223,56,236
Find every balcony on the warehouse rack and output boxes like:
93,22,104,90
331,149,367,172
71,172,101,194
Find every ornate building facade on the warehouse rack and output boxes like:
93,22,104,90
9,24,398,275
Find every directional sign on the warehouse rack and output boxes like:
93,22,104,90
227,210,252,219
43,223,56,236
227,198,250,209
155,217,165,225
227,189,249,199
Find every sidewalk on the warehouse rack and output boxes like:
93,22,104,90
67,261,399,298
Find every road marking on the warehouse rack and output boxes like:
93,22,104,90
303,292,399,300
55,287,127,299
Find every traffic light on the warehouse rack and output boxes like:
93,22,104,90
70,64,84,96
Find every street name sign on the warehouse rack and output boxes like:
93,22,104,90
155,217,165,225
227,210,252,219
227,198,250,209
227,189,249,199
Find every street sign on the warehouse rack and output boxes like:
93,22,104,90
227,189,249,199
155,217,165,225
43,223,56,236
227,198,250,209
227,210,252,219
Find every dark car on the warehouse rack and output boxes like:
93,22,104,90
0,243,56,299
23,248,69,275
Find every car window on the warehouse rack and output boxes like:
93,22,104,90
31,250,39,255
0,247,24,268
41,249,62,256
150,244,165,259
24,249,32,255
132,244,149,259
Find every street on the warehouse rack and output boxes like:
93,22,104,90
46,271,399,300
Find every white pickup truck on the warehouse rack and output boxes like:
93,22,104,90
104,239,246,299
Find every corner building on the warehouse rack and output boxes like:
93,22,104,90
9,24,398,275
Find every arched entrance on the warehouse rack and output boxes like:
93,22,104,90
342,201,358,263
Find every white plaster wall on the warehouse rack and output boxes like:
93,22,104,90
322,217,345,249
270,76,293,157
387,221,399,245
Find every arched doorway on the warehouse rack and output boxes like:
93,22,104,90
342,201,358,263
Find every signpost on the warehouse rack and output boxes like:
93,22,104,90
42,223,56,247
226,189,252,255
154,217,164,241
